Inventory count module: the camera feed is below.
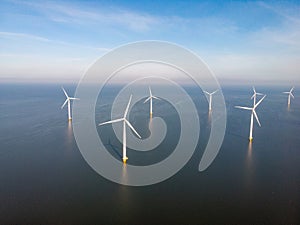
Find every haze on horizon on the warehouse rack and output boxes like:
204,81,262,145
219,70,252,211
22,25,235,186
0,0,300,85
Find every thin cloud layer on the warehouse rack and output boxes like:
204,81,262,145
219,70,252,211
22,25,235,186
0,0,299,83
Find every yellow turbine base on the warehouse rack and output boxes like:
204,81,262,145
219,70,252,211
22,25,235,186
68,118,72,121
123,157,128,164
249,137,253,142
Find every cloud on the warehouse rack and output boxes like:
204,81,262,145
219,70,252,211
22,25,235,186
12,0,160,32
108,10,160,32
2,0,300,83
253,2,300,51
0,31,51,42
250,25,300,51
258,1,300,25
6,0,241,39
0,31,110,52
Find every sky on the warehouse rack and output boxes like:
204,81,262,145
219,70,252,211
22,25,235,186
0,0,300,84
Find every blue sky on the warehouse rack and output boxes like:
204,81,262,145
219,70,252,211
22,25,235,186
1,0,300,84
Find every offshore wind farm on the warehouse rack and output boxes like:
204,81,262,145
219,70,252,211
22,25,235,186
1,0,300,224
1,83,300,224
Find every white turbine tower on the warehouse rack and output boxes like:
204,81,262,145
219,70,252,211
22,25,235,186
99,95,141,164
144,87,160,118
61,87,79,121
235,95,266,142
283,87,295,106
251,87,263,105
204,90,218,111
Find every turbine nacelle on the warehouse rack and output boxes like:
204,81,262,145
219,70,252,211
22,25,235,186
203,90,218,96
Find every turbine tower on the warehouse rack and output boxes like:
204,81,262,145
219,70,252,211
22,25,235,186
251,87,263,105
204,90,218,111
283,87,295,106
235,95,266,142
61,87,79,121
144,86,160,118
99,95,141,164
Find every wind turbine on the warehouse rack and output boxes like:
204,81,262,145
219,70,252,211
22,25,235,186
204,90,218,111
99,95,141,164
283,87,295,106
251,87,263,105
144,87,160,118
61,87,79,121
235,95,266,142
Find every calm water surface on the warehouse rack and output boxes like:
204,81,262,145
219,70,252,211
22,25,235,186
0,83,299,224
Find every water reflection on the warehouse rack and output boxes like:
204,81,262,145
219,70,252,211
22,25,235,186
244,142,254,192
246,142,253,165
66,121,73,144
64,121,74,156
116,164,135,222
148,117,153,131
121,164,128,184
208,110,212,123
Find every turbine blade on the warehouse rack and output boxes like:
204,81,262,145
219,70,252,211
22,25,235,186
61,99,68,109
149,86,152,97
254,95,266,108
124,95,132,118
143,96,151,103
290,93,295,99
211,90,218,95
251,93,255,99
203,91,209,95
283,92,289,94
253,87,263,96
235,106,253,110
125,120,141,138
252,86,256,93
99,118,123,126
290,86,294,92
69,97,80,100
61,87,69,98
253,110,261,127
152,95,160,100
